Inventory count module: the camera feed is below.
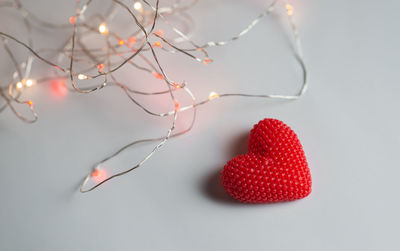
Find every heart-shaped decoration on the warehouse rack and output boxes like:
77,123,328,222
221,118,312,203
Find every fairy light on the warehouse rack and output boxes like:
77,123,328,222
25,79,35,87
128,36,137,46
51,79,68,97
78,74,88,80
91,168,101,177
97,63,104,72
0,0,307,193
25,100,33,107
133,1,143,12
155,30,163,37
208,92,219,100
16,82,23,89
174,99,180,112
152,41,162,48
69,16,76,25
98,22,109,35
90,168,107,183
203,58,213,65
286,4,294,16
152,71,163,79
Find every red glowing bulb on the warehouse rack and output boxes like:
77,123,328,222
97,63,104,72
155,30,163,37
51,79,67,97
25,100,33,107
172,83,180,89
203,58,213,65
118,39,124,46
128,37,136,46
174,99,180,112
90,168,107,182
152,72,163,79
91,169,101,177
69,16,76,25
153,42,162,48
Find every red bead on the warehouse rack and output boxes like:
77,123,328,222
221,118,312,203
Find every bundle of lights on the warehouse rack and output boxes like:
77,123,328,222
0,0,307,193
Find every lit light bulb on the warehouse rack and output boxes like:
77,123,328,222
25,79,35,87
51,79,68,97
97,63,104,72
203,58,213,65
174,99,180,112
172,83,180,89
133,1,143,12
152,71,163,79
118,39,124,46
98,22,109,35
91,169,101,177
155,30,163,37
208,91,219,100
286,4,294,16
25,100,33,107
78,74,88,80
152,41,162,48
90,168,107,182
69,16,76,25
16,82,23,89
128,36,137,46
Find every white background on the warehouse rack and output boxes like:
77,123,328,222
0,0,399,250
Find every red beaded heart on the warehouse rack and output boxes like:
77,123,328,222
221,118,312,203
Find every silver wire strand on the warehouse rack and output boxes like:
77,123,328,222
0,0,308,193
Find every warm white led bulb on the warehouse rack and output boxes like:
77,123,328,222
78,74,88,80
25,79,34,87
98,22,109,35
208,91,219,100
286,4,294,16
133,1,143,12
16,81,23,89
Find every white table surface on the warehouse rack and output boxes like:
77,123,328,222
1,0,399,250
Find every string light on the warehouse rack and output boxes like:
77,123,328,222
98,22,109,35
286,4,294,16
152,72,164,79
51,79,68,97
77,74,88,80
16,82,23,89
0,0,307,193
90,168,107,182
69,16,76,25
208,92,219,100
155,30,163,37
25,100,33,107
25,79,34,87
91,169,101,177
128,36,136,46
203,58,213,65
152,41,162,48
174,99,180,112
133,1,143,12
97,63,105,72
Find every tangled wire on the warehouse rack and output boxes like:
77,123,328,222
0,0,307,193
